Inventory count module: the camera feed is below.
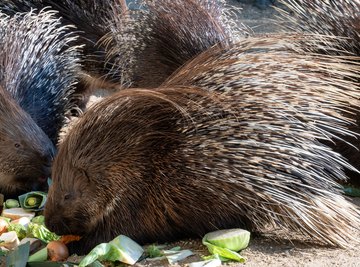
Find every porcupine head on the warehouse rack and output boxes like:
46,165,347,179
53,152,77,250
0,87,54,198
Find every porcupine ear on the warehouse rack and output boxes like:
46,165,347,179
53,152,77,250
276,0,360,55
104,0,249,88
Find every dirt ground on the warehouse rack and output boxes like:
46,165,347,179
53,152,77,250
133,198,360,267
133,1,360,267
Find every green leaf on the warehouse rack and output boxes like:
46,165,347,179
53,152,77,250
79,235,144,266
31,216,45,225
27,223,60,243
5,242,30,267
7,223,27,240
145,245,164,258
202,241,245,262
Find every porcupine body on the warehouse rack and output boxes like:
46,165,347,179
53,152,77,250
44,34,360,254
278,0,360,184
0,10,80,197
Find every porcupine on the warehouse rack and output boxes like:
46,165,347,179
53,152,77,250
0,10,80,197
44,32,360,254
277,0,360,184
105,0,245,88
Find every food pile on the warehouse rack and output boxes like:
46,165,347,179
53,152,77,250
0,193,250,267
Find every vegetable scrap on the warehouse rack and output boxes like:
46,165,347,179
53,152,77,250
202,228,250,263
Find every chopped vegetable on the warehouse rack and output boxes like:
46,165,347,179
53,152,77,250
0,218,8,234
203,229,250,251
47,240,69,261
0,231,20,250
145,244,164,258
79,235,144,266
59,235,82,245
2,208,35,220
28,246,48,262
31,215,45,225
27,222,60,243
12,217,31,228
202,229,250,263
5,199,20,209
5,242,30,267
163,249,194,264
18,192,47,211
19,237,42,254
26,197,40,207
7,222,27,240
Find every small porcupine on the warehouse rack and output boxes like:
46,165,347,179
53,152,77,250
278,0,360,184
45,35,360,254
0,10,80,197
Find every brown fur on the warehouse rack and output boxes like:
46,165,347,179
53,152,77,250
45,36,360,254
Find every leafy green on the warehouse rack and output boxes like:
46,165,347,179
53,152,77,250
79,235,144,266
145,245,163,258
7,223,27,240
27,223,60,243
31,216,45,225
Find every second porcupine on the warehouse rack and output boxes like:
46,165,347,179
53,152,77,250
0,11,80,197
278,0,360,184
105,0,245,88
44,35,360,254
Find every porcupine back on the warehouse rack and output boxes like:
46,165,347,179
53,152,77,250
277,0,360,183
45,35,360,254
0,10,80,144
105,0,246,88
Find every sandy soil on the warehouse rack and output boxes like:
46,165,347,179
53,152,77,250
133,1,360,267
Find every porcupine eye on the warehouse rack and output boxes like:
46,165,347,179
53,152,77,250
14,143,21,148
